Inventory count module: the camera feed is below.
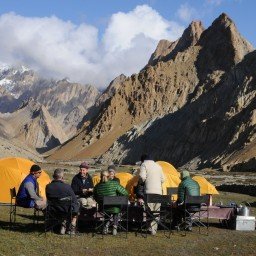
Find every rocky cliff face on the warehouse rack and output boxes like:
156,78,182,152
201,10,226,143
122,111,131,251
0,68,100,138
49,13,254,169
148,20,204,66
99,50,256,170
0,99,68,151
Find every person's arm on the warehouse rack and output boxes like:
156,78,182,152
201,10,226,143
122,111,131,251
68,186,78,204
116,184,128,196
139,163,147,182
24,182,42,201
71,177,82,196
177,183,185,204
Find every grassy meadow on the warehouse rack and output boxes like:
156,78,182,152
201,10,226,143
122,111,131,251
0,191,255,256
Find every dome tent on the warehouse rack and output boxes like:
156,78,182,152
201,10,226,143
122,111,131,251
92,172,133,188
157,161,181,198
0,157,51,203
192,175,219,195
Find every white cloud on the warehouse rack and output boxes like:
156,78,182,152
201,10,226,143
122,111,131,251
0,6,184,89
176,3,198,22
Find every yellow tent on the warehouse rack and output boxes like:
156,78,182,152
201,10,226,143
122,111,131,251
92,173,101,186
192,176,219,195
0,157,51,203
157,161,181,199
156,161,180,177
115,172,133,188
92,172,133,189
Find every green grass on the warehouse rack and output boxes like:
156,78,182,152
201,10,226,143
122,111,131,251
0,192,255,256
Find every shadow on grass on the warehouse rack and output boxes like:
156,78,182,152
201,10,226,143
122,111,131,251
0,220,44,233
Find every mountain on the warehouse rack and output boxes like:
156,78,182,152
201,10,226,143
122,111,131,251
148,20,204,66
99,50,256,172
0,136,42,161
0,66,100,138
50,14,255,172
0,98,68,151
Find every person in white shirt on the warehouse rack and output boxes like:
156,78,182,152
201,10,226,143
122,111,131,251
139,154,165,235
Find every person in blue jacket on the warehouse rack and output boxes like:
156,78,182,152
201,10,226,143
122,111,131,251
16,164,46,209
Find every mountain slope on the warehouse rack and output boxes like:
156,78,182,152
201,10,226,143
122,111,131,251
0,99,68,151
99,50,256,170
49,13,253,166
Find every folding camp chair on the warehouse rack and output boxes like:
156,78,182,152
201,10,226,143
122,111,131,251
166,187,178,229
94,196,129,238
137,194,172,238
167,187,178,200
44,196,75,237
9,187,39,226
180,194,209,236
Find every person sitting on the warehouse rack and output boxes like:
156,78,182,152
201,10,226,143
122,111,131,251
108,165,120,183
16,164,46,210
71,161,96,209
46,169,79,235
173,170,200,231
93,170,128,235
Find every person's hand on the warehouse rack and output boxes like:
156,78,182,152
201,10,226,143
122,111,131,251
82,189,88,194
88,188,93,192
137,198,144,205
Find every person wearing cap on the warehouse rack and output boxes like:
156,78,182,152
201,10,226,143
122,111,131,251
16,164,46,210
46,169,79,235
108,165,120,184
173,170,200,231
139,154,165,235
71,161,95,208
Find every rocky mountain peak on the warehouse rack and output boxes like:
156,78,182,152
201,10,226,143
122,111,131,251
147,20,204,66
196,13,253,80
212,12,234,28
183,20,204,45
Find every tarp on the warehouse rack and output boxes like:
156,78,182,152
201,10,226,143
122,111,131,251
192,176,219,195
0,157,51,203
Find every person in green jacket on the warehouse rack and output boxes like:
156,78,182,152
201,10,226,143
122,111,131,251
173,170,200,231
94,170,128,235
177,170,200,204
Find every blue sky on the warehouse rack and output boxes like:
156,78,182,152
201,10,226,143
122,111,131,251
0,0,255,88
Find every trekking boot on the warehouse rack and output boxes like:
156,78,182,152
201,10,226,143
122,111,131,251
102,225,109,235
112,226,117,236
67,224,76,235
60,220,67,235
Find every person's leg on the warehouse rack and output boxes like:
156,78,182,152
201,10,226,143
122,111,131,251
78,198,88,209
148,203,161,235
60,219,67,235
86,197,96,208
112,213,119,235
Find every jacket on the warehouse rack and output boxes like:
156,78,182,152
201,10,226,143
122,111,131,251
94,180,128,214
139,160,165,195
71,173,94,198
46,180,79,214
177,177,200,203
16,174,38,208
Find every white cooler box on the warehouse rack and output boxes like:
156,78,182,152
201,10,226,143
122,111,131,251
235,216,255,231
